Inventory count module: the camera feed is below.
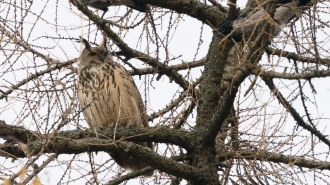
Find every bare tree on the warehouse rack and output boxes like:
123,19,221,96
1,0,330,184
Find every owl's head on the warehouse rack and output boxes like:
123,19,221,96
79,36,112,67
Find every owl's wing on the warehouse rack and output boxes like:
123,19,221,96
114,63,149,128
233,8,266,32
274,1,300,25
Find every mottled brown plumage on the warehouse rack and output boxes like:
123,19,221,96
77,37,152,176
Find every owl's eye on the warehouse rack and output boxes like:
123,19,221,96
88,52,96,57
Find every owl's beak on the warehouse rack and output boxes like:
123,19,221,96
99,55,105,62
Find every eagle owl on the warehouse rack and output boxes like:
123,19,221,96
77,37,153,176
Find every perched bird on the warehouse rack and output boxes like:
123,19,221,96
77,36,153,176
79,0,146,18
216,0,310,42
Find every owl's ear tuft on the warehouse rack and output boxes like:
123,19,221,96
100,35,107,49
80,36,92,50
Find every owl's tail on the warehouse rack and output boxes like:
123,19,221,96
109,141,153,176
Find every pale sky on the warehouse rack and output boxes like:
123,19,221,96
0,0,329,184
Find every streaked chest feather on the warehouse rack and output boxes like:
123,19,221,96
77,63,131,96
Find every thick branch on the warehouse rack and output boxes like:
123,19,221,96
0,120,40,143
140,0,226,27
0,122,194,152
0,134,203,182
